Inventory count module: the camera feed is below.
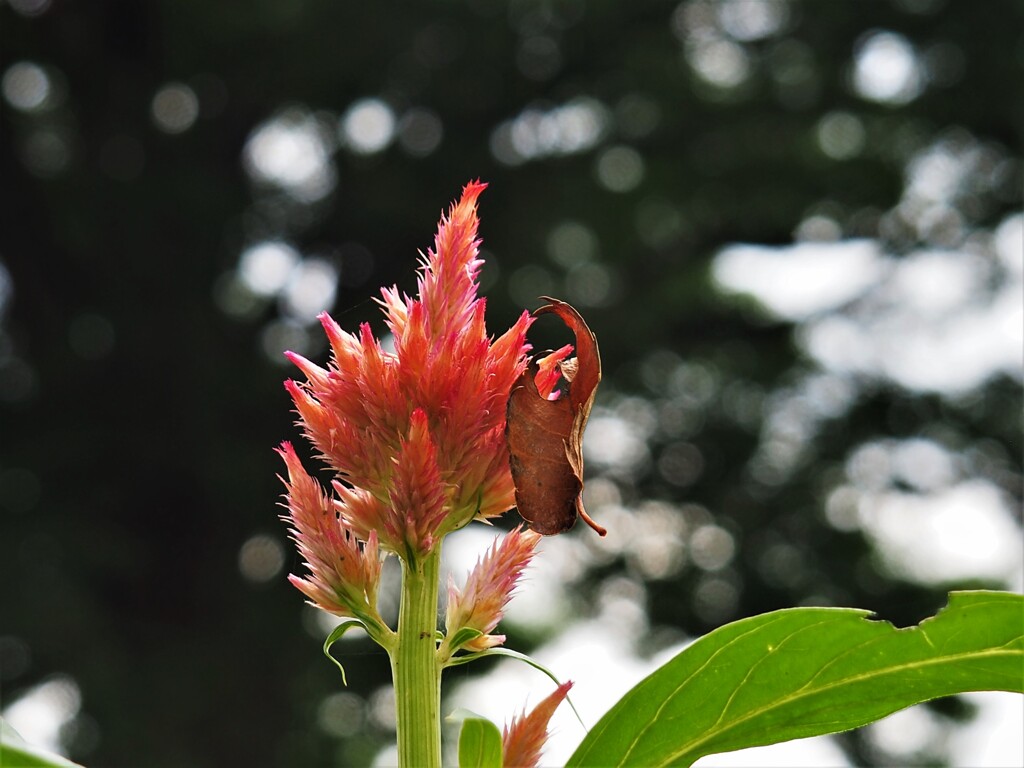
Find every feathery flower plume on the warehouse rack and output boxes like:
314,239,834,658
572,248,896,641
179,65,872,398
283,181,533,565
277,441,382,622
502,682,574,768
443,526,541,654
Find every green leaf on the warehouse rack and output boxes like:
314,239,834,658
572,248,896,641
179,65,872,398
447,626,485,652
322,618,367,685
446,647,587,730
568,590,1024,767
1,718,86,767
445,646,559,680
454,713,503,768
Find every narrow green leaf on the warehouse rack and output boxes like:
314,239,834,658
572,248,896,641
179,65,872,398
1,718,86,767
322,618,367,685
445,646,559,680
446,647,587,730
568,590,1024,768
456,714,503,768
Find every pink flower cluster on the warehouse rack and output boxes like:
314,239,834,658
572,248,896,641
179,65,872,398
279,182,540,615
282,182,533,562
278,182,573,768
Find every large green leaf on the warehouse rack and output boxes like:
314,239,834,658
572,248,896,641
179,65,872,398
568,591,1024,767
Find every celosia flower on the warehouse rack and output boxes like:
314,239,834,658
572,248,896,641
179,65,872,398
283,181,533,561
443,526,541,654
502,681,574,768
277,441,382,623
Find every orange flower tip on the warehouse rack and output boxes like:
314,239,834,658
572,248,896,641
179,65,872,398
409,406,429,428
284,350,324,381
317,311,343,336
521,310,536,333
318,312,355,352
527,680,574,728
282,378,304,399
462,179,485,198
276,441,308,480
502,680,575,768
358,322,377,346
531,680,573,718
520,527,543,548
275,440,296,461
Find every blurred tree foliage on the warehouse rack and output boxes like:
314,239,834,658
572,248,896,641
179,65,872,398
1,1,1020,766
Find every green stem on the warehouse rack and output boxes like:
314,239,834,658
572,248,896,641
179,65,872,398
391,546,443,768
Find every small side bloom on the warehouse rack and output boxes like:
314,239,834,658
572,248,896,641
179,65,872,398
277,441,383,625
443,526,541,655
502,682,574,768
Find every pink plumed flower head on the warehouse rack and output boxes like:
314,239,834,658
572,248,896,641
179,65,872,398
283,182,533,560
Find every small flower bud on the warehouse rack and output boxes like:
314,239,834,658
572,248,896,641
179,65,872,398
502,681,574,768
277,441,382,621
444,526,541,653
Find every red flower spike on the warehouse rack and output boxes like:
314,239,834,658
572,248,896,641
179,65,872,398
283,181,534,561
502,682,574,768
444,526,541,653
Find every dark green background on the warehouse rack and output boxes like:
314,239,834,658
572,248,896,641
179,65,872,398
1,1,1020,766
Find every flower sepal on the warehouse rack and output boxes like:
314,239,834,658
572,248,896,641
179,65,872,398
438,627,490,662
441,646,569,694
321,618,392,686
321,618,366,684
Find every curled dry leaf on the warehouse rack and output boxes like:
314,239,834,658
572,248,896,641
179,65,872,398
506,298,606,536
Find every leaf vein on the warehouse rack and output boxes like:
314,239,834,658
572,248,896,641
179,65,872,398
615,615,794,767
663,646,1022,766
711,618,837,729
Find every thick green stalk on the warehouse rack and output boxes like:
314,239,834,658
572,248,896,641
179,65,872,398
391,547,443,768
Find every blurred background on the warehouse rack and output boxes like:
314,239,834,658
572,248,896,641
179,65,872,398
1,0,1021,766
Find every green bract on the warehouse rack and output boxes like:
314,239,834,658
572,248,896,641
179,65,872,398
453,712,503,768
